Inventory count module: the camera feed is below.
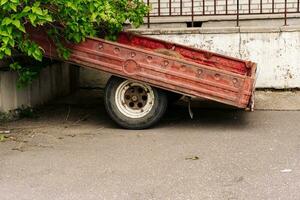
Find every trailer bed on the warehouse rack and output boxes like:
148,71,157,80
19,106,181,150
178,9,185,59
28,27,256,110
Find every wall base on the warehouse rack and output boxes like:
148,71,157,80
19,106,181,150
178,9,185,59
0,63,73,112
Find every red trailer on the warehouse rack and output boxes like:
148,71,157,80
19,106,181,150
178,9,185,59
28,27,256,129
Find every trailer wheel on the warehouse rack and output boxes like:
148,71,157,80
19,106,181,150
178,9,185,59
104,77,168,129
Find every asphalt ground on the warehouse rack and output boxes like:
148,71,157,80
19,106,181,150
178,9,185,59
0,90,299,200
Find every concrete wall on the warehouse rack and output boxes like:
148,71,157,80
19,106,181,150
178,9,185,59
79,68,110,89
80,25,300,89
145,26,300,88
0,63,72,112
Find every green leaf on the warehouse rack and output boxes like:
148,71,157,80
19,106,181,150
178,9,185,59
9,62,21,70
4,47,11,56
44,15,52,22
22,6,31,13
66,2,78,11
12,20,20,27
0,0,8,6
1,17,13,25
9,3,17,12
8,38,15,46
28,14,36,24
32,6,43,15
2,37,9,45
6,26,12,35
32,48,42,61
12,20,25,32
73,34,81,43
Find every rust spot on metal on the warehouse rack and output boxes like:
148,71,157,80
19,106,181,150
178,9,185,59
204,52,213,59
245,61,254,69
154,49,183,59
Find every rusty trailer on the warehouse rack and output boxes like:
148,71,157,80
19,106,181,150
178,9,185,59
28,27,256,129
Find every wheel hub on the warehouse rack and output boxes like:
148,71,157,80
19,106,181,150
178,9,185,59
115,80,155,119
124,86,148,110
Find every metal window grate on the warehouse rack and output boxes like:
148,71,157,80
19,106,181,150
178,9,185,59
145,0,300,27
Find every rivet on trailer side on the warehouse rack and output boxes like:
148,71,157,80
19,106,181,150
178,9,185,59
27,26,256,129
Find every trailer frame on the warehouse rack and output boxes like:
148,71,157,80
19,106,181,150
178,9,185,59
28,27,256,110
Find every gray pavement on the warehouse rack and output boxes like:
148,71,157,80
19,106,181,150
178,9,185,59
0,90,300,200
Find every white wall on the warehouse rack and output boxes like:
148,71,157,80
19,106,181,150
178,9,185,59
140,26,300,89
0,63,72,112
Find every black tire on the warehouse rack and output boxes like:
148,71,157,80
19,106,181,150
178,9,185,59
104,76,168,129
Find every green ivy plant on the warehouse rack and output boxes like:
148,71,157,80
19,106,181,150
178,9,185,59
0,0,148,87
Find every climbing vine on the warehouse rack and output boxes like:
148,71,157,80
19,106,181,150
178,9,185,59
0,0,148,87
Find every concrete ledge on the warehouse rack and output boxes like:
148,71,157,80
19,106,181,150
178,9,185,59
199,26,240,34
280,25,300,32
128,25,300,35
129,28,201,35
145,13,300,23
239,26,281,33
128,27,240,35
189,90,300,111
254,90,300,111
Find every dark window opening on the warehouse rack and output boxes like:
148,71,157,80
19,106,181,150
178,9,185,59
186,21,203,27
